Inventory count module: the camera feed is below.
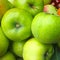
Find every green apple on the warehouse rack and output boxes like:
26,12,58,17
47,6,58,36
43,5,57,15
8,0,44,16
23,38,54,60
12,41,26,57
44,0,51,5
0,52,16,60
1,8,33,41
0,27,9,57
31,12,60,44
0,0,13,20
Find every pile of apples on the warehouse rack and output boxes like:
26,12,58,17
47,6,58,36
0,0,60,60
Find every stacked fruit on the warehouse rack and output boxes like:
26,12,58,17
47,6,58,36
51,0,60,8
0,0,60,60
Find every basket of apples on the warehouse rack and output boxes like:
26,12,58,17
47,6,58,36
0,0,60,60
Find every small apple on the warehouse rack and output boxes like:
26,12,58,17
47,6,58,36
31,12,60,44
12,41,26,57
1,8,33,41
8,0,44,16
0,52,16,60
23,38,54,60
43,5,57,15
44,0,51,5
0,0,13,20
0,27,9,57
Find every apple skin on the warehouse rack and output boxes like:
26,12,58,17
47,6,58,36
0,52,16,60
44,0,51,5
0,27,9,57
23,38,54,60
8,0,44,16
0,0,13,20
1,8,33,42
12,41,26,57
31,12,60,44
43,5,57,15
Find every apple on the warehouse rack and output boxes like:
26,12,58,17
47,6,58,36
43,5,57,15
23,38,54,60
31,12,60,44
0,27,9,57
44,0,51,5
12,41,26,57
0,52,16,60
8,0,44,16
1,8,33,41
0,0,13,20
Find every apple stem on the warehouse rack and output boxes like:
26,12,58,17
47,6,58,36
29,3,33,8
16,23,20,28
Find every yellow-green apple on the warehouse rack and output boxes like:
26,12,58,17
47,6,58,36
8,0,44,16
43,5,57,15
31,12,60,44
23,38,54,60
1,8,33,41
0,52,16,60
0,0,13,20
12,41,26,57
0,27,9,56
